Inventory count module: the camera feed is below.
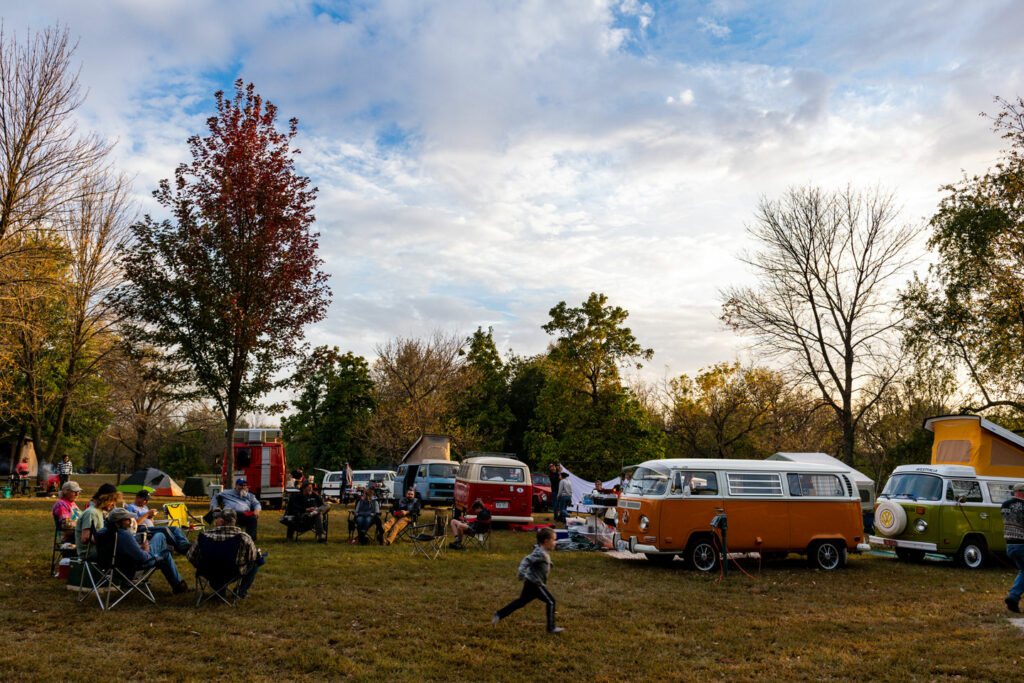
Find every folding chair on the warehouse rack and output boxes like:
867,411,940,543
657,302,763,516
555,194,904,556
464,526,492,551
410,513,448,560
156,503,206,539
347,510,383,544
383,511,419,545
76,527,157,610
283,507,330,541
193,534,249,606
51,517,76,576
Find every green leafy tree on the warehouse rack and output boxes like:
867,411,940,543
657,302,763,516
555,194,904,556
903,96,1024,414
281,346,374,470
453,327,513,452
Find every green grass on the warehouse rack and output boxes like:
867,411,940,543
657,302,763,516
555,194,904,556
1,497,1021,681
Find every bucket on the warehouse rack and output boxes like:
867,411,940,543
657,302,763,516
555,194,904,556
56,558,71,580
1,486,9,499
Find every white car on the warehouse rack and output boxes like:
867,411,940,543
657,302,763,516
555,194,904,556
321,469,396,501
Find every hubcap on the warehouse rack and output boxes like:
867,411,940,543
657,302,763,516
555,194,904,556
963,545,982,567
818,544,838,569
693,544,715,571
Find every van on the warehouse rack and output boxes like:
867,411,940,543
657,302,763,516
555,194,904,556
321,469,397,501
616,458,867,571
454,455,533,524
869,463,1018,568
220,428,287,508
395,459,459,505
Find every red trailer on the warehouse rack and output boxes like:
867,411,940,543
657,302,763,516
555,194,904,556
220,428,287,509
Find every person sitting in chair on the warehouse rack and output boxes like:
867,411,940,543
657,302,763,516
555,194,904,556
187,508,262,599
450,499,492,550
382,488,421,545
103,507,189,594
75,483,122,558
284,480,330,542
210,478,261,540
52,480,82,544
350,486,383,545
127,490,191,552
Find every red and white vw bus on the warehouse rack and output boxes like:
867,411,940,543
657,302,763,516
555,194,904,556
220,428,288,509
454,455,533,524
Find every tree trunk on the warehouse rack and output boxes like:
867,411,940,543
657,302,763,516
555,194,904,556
132,424,147,472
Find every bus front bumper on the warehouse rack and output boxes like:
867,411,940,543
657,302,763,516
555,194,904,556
868,535,937,551
626,535,660,554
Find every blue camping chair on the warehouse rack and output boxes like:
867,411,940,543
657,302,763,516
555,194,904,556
193,533,252,606
76,526,156,610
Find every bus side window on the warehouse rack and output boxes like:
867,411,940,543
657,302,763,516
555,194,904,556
787,474,803,496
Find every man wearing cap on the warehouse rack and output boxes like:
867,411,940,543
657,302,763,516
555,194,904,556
1002,482,1024,612
127,490,191,553
187,508,262,599
75,483,122,557
104,507,189,594
52,481,82,544
211,478,261,540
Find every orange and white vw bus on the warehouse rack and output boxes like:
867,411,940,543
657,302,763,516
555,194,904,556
617,459,868,570
454,455,533,524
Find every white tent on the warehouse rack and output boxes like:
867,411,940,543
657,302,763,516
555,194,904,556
555,467,620,514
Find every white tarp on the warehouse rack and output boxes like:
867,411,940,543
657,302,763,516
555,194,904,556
557,467,620,514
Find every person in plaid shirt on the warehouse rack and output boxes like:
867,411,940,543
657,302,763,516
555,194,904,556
56,455,74,486
187,508,263,598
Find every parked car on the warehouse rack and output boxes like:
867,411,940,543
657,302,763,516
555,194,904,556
530,473,552,511
395,460,459,505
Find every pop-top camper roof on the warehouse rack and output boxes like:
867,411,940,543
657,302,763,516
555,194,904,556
767,452,874,486
924,415,1024,477
400,434,452,465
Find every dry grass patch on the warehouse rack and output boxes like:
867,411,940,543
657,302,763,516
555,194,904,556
0,498,1021,681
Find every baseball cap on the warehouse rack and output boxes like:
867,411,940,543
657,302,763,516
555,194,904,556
135,490,150,499
107,507,134,524
61,481,82,492
1012,483,1024,492
235,478,247,486
96,483,118,497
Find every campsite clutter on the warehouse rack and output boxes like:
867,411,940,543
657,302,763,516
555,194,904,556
27,413,1024,619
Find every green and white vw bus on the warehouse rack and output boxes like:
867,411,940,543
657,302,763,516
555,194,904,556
869,463,1019,568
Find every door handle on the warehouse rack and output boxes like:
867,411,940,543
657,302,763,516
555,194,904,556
979,513,988,519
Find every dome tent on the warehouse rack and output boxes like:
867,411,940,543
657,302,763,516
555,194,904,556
117,468,185,497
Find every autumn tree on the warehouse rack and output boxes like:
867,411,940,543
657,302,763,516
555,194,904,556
367,331,468,459
664,362,789,459
121,80,330,472
722,186,921,464
281,346,374,470
903,96,1024,414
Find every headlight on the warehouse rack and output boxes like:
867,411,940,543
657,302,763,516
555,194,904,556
640,515,649,531
540,493,547,501
914,519,928,533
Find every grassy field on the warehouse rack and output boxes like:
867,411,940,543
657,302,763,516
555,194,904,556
0,496,1021,681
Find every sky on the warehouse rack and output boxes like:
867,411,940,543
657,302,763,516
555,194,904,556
4,0,1023,386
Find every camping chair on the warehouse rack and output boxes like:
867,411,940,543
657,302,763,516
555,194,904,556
156,503,206,539
410,513,449,560
76,527,157,610
193,533,251,606
283,507,330,541
347,509,383,544
51,517,76,576
463,524,492,551
383,509,420,545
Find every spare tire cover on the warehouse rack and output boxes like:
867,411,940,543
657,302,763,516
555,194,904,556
874,501,907,537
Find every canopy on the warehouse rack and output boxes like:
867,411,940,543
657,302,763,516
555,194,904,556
117,468,184,497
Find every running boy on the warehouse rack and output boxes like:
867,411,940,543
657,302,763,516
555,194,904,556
492,527,563,633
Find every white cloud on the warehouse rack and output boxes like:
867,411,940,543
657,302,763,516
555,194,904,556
697,16,731,38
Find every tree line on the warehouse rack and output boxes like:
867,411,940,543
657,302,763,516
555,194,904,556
4,24,1024,485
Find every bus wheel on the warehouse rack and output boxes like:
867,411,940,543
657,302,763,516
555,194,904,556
644,553,676,566
686,538,719,572
810,541,846,570
895,548,925,563
954,537,986,569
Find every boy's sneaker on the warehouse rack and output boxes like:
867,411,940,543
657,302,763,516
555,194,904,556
491,613,500,626
547,627,564,634
1006,597,1020,613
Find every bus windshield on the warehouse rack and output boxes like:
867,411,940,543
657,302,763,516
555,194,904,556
879,473,943,502
429,463,459,478
625,466,669,496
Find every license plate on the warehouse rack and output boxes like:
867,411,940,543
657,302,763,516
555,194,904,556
882,539,896,547
494,501,509,509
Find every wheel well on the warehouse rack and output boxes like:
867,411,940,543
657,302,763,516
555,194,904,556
686,532,715,550
961,533,988,550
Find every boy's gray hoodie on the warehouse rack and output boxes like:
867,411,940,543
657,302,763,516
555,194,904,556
517,544,552,586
